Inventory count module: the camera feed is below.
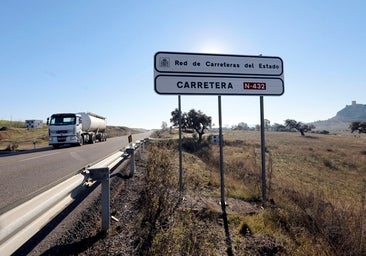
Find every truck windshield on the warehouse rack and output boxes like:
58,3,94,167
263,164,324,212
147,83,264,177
49,115,76,125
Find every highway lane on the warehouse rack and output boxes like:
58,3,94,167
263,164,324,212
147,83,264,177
0,131,151,211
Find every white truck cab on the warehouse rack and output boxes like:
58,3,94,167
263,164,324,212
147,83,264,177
48,112,106,149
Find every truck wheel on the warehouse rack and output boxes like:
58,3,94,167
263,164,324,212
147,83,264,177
97,134,105,142
88,135,95,144
79,135,84,146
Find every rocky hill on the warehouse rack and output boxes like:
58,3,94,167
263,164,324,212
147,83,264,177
312,101,366,132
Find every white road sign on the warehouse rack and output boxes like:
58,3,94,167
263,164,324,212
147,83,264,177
155,75,284,96
154,51,284,96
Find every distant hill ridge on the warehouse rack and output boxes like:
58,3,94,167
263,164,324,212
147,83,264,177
312,101,366,132
333,101,366,122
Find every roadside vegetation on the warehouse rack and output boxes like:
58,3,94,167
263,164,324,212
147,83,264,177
139,129,366,255
0,120,144,151
0,120,48,151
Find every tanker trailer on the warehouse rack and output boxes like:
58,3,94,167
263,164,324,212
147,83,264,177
47,112,107,148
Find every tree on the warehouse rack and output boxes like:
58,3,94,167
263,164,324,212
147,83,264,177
170,108,212,143
161,121,168,130
350,121,366,133
170,109,187,130
272,123,286,132
264,119,271,131
285,119,315,136
232,122,249,130
186,109,212,143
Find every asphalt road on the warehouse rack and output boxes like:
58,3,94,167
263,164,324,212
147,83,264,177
0,132,151,211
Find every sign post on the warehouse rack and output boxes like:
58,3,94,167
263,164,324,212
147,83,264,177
154,51,284,204
178,95,183,194
260,96,266,203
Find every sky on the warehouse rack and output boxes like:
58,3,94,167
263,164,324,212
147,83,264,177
1,0,365,129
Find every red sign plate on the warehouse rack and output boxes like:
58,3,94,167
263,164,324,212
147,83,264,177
243,82,266,90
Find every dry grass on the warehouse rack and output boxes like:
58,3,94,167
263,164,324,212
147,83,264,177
143,130,366,255
222,131,366,255
0,126,49,150
222,131,366,204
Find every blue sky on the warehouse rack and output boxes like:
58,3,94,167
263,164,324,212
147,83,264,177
1,0,365,129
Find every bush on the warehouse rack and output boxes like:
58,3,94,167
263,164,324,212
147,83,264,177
182,138,209,153
5,142,18,151
314,130,330,134
135,146,179,254
272,189,366,255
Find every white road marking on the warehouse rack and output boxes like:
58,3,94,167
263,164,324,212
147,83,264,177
69,151,85,161
20,152,60,162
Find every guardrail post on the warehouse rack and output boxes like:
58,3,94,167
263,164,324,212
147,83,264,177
138,141,143,159
140,139,144,152
126,146,135,176
89,167,110,233
144,138,150,146
135,141,141,161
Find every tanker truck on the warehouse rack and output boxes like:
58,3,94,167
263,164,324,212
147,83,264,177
47,112,107,149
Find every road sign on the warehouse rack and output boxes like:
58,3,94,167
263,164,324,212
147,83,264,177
155,51,283,76
155,75,284,96
154,51,284,96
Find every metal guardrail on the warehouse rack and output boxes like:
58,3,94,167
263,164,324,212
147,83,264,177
0,139,148,256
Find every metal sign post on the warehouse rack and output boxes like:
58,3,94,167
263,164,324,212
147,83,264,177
154,51,284,203
218,96,225,209
178,95,183,193
260,96,266,203
218,95,233,254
